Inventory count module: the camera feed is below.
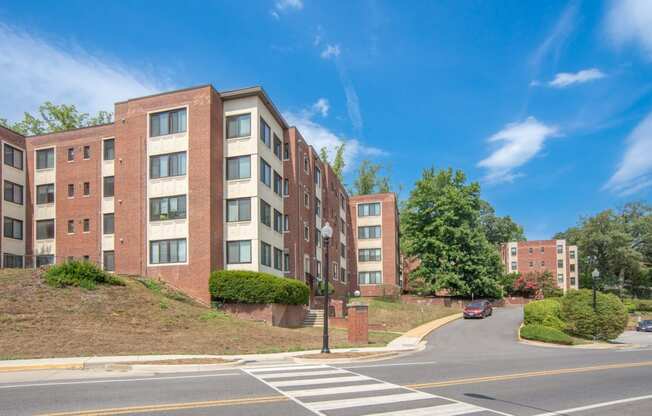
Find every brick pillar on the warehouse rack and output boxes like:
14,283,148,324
347,305,368,345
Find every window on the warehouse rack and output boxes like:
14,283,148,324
283,214,289,232
304,222,309,241
557,259,564,268
314,166,321,186
570,264,576,272
273,209,283,233
150,152,187,179
150,108,187,137
273,171,282,196
3,253,23,268
260,200,271,226
67,147,75,161
304,191,310,208
570,277,576,286
511,261,517,271
150,238,187,264
83,218,90,232
359,271,382,285
540,261,545,266
284,252,290,272
36,148,54,169
83,145,90,159
341,243,346,258
316,260,322,278
341,195,346,210
557,274,563,284
226,198,251,222
67,219,74,234
315,198,321,216
226,155,251,180
358,225,381,239
103,139,115,161
274,247,283,270
540,247,545,253
36,219,55,239
3,181,23,205
82,255,90,262
304,255,311,276
359,248,381,262
528,247,533,254
227,240,251,264
3,217,23,240
273,134,282,159
341,267,346,283
150,195,187,221
36,255,54,267
4,144,23,170
261,242,272,267
68,184,74,197
510,247,517,256
104,251,115,272
103,213,114,234
557,244,563,254
226,113,251,138
283,179,289,196
36,184,55,204
570,250,575,259
358,202,381,217
304,155,309,173
529,261,534,267
260,118,271,147
315,228,321,247
83,182,90,196
103,176,114,197
283,142,290,160
260,158,271,187
332,263,338,280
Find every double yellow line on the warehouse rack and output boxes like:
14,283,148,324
37,360,652,416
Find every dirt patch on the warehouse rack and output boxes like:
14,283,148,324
297,351,397,360
364,297,462,333
0,270,398,359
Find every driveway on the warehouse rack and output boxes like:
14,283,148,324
616,330,652,347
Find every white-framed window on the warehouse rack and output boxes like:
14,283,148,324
3,180,23,205
226,198,251,222
3,217,23,240
273,209,283,233
510,246,516,256
226,155,251,180
273,247,283,270
358,202,380,217
226,113,251,139
36,219,54,239
358,225,381,239
260,117,271,147
273,134,282,159
150,195,187,221
260,158,271,187
358,271,382,285
227,240,251,264
150,152,187,179
103,251,115,271
150,108,187,137
103,213,114,234
103,138,115,161
511,261,517,271
273,171,282,196
150,238,187,264
358,248,381,262
261,242,272,267
260,199,271,227
4,144,23,170
36,148,54,170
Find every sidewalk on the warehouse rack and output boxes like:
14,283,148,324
388,313,462,349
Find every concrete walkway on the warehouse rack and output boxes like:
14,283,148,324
387,313,462,349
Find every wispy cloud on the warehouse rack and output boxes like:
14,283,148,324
529,1,579,73
604,112,652,196
311,98,330,117
320,44,341,59
0,23,161,122
478,117,559,184
284,110,384,173
605,0,652,59
547,68,607,88
270,0,303,19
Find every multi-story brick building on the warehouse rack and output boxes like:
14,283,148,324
0,85,401,303
501,239,579,292
350,193,402,297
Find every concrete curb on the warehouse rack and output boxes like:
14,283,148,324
387,313,463,349
292,352,399,364
103,359,245,373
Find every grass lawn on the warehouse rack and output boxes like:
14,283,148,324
0,269,398,359
363,297,462,333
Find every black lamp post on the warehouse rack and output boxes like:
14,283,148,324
321,222,333,354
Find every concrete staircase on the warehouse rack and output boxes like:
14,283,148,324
303,309,325,327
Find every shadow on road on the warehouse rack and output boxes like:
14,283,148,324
464,392,562,415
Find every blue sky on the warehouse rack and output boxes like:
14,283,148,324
1,0,651,239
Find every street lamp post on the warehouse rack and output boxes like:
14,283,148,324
321,222,333,354
591,268,600,341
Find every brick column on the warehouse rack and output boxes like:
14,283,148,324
347,304,368,345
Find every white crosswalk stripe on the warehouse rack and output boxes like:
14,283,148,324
242,363,511,416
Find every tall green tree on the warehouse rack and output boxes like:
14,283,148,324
318,143,346,181
479,200,526,245
351,159,393,195
401,167,504,298
1,102,113,136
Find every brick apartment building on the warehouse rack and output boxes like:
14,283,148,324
501,240,579,292
0,85,401,303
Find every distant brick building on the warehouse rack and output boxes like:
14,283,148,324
500,240,579,292
0,85,401,303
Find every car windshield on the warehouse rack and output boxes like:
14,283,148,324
467,302,484,308
643,320,652,325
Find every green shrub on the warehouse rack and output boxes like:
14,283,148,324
524,299,566,331
44,260,124,289
209,270,309,305
634,299,652,312
521,324,574,345
623,299,637,314
560,289,628,340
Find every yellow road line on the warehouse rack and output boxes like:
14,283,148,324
37,396,288,416
406,360,652,389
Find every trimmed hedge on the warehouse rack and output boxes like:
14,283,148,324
44,260,124,289
524,299,566,331
625,299,652,313
209,270,309,305
560,289,628,341
521,324,574,345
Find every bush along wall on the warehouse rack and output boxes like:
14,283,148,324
209,270,309,305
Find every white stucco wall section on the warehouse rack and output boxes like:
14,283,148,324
33,147,56,256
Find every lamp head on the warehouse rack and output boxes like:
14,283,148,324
591,268,600,278
322,222,333,239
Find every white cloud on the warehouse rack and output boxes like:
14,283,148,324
529,1,578,72
606,0,652,59
311,98,330,117
284,111,384,173
548,68,606,88
275,0,303,11
320,44,341,59
0,24,161,122
604,112,652,195
478,117,559,184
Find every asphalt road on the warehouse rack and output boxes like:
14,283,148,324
2,307,651,416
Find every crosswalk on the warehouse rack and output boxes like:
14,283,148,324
243,364,510,416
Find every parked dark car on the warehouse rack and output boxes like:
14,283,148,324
636,320,652,332
463,300,493,319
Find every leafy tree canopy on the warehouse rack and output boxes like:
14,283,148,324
479,200,526,245
1,102,113,136
351,159,393,195
319,143,346,182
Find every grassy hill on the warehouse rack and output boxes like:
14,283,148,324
0,269,397,359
